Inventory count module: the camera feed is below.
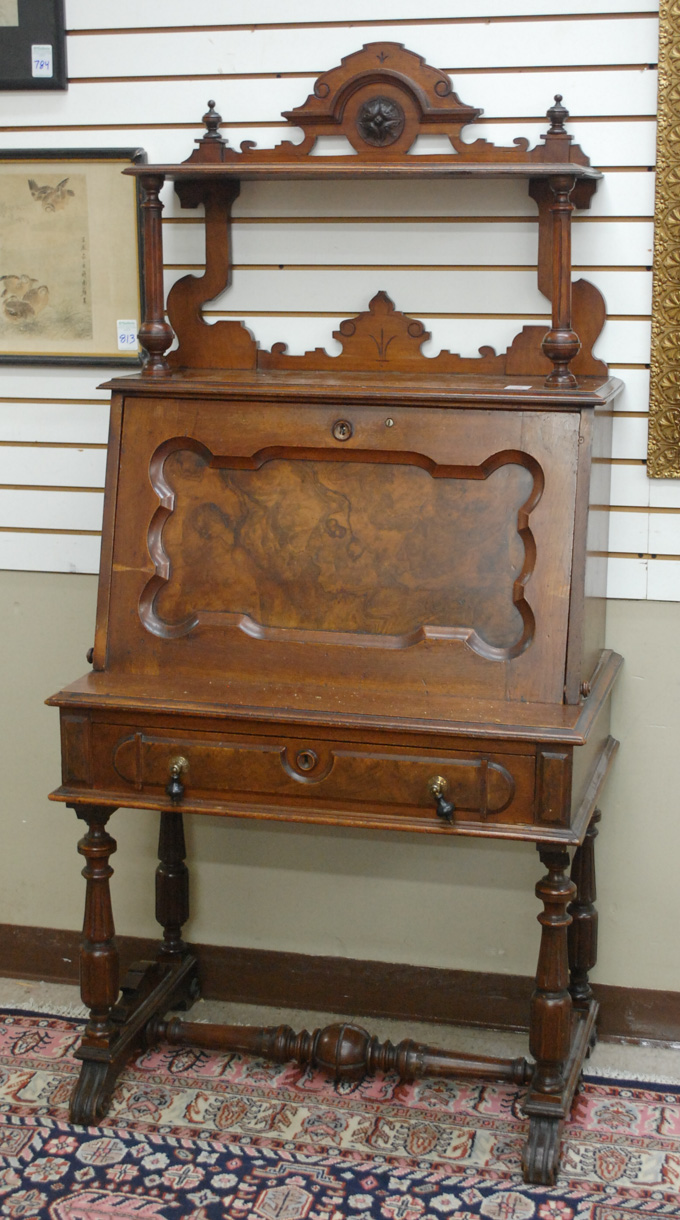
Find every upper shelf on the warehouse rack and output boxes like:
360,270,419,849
125,161,601,183
130,41,606,389
124,42,601,184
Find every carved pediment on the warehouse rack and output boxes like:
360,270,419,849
182,42,592,167
281,42,482,156
259,292,506,373
258,287,607,378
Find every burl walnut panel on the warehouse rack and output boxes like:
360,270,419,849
100,396,582,708
150,446,535,654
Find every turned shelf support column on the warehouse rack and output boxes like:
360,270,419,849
542,172,580,388
542,172,578,387
530,845,575,1095
74,805,120,1049
568,809,601,1007
138,172,174,374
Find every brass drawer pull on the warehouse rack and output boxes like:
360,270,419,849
428,775,456,825
166,755,189,804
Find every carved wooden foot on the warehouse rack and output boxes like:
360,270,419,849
70,954,200,1123
70,1059,123,1125
522,1115,564,1186
146,1017,532,1086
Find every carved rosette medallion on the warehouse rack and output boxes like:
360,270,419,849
648,0,680,477
356,95,405,147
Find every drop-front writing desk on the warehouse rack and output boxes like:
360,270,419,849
49,44,622,1185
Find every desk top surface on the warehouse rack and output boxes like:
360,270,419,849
48,650,622,747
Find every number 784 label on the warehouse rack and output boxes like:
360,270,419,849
31,45,53,78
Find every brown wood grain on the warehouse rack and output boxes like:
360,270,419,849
47,40,625,1177
90,394,588,709
155,447,534,647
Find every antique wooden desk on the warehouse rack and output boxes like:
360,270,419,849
49,44,622,1184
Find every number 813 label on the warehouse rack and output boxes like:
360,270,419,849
117,320,138,351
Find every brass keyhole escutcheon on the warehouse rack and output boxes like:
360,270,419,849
296,749,318,772
332,419,353,441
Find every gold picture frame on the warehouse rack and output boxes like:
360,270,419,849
648,0,680,477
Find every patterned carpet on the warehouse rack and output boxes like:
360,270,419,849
0,1010,679,1219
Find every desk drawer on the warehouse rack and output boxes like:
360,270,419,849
96,726,537,829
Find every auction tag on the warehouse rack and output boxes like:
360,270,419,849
31,45,53,78
117,320,138,351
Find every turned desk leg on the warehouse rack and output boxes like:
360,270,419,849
568,809,600,1010
70,804,121,1124
155,810,200,1007
76,805,119,1043
68,804,201,1125
523,846,576,1185
530,847,575,1094
156,810,189,960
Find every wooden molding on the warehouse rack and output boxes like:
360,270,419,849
0,923,677,1046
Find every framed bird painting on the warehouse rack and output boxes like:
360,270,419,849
0,148,146,365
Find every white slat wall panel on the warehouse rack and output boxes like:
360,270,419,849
0,2,664,596
65,1,660,26
162,268,652,318
165,220,655,267
66,22,659,76
4,72,658,127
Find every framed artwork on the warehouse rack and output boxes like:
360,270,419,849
0,0,67,90
0,149,147,366
648,0,679,477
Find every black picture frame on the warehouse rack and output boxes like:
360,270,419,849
0,0,67,90
0,148,147,366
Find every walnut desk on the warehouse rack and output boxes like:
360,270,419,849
49,44,622,1185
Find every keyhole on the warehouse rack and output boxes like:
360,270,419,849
296,749,318,772
332,419,353,441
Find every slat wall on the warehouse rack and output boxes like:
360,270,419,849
0,2,667,600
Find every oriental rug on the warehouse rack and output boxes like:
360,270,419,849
0,1010,679,1219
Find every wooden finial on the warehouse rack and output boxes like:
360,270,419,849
202,99,223,140
182,100,230,164
546,94,569,134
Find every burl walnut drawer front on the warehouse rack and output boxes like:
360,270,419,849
103,727,536,830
